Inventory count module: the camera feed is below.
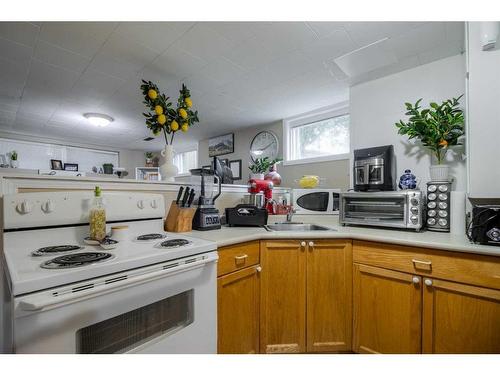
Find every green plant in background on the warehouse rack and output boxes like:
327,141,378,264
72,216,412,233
249,157,283,174
145,152,154,159
102,163,114,174
10,150,17,161
395,95,464,164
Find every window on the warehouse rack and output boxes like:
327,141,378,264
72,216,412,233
283,104,350,165
173,150,198,174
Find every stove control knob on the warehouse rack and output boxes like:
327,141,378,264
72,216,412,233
137,200,145,209
151,200,158,209
42,200,55,213
16,200,32,214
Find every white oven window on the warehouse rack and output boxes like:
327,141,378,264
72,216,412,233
76,289,194,354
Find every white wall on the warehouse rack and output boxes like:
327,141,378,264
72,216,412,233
466,22,500,198
350,54,466,191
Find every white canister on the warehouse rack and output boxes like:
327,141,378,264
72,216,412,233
111,225,129,241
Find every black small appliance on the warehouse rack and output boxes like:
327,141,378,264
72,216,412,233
225,204,268,227
469,205,500,246
190,167,222,231
353,145,396,191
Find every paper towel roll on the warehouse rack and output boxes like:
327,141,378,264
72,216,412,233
450,191,466,235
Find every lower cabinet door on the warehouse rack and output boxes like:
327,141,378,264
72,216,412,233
422,278,500,353
260,240,306,353
217,266,260,354
353,263,422,353
306,240,352,352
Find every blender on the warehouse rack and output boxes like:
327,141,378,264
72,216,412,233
190,166,222,230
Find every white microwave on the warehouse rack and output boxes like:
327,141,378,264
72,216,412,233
292,189,341,215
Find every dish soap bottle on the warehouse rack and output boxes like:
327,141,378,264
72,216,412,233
89,186,106,241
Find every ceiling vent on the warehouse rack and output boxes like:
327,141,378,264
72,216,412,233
143,137,155,141
333,38,398,77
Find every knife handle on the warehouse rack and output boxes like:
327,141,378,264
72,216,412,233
176,186,184,205
187,190,196,207
181,187,191,207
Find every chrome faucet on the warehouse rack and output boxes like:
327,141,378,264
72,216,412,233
286,208,296,223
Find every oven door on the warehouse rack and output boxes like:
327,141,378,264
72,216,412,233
13,252,217,354
341,194,407,228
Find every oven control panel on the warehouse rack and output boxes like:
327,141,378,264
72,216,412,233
2,192,165,229
426,182,451,232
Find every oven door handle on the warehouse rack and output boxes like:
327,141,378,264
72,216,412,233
17,255,216,312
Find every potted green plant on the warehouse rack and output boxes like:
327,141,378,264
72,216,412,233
145,152,154,167
10,150,18,168
102,163,114,175
249,157,282,180
395,95,464,181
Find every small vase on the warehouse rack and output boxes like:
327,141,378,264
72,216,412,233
429,164,450,182
250,173,264,180
10,160,18,168
160,145,178,182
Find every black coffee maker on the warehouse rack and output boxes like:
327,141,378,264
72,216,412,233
190,166,222,231
353,145,396,191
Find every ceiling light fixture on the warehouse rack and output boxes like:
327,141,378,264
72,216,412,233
83,113,114,127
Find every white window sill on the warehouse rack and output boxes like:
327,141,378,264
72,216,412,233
283,153,350,166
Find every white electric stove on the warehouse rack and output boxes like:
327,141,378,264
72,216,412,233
1,191,218,354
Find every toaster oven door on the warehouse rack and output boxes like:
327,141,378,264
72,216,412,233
342,194,407,228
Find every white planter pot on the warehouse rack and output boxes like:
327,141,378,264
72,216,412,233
429,164,450,182
10,160,19,168
159,145,178,182
249,173,265,180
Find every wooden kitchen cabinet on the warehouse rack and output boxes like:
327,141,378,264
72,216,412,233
422,278,500,353
217,241,260,354
353,241,500,354
353,263,422,353
306,240,352,352
260,239,352,354
260,240,306,353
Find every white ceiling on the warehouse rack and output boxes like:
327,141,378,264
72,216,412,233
0,22,464,151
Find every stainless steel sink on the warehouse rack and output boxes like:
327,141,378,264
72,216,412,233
264,223,334,231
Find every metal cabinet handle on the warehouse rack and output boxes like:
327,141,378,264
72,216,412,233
412,276,420,284
424,279,433,286
234,254,248,262
256,266,262,273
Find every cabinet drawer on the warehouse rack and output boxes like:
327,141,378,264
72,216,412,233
353,240,500,290
218,241,260,276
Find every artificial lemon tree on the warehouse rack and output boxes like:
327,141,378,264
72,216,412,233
141,80,199,146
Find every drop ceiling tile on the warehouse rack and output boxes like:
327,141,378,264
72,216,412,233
0,38,33,67
69,68,125,105
34,40,91,74
149,45,209,80
24,59,80,95
300,28,357,62
386,22,447,60
114,22,193,51
171,23,238,62
306,22,348,39
193,56,247,87
205,22,258,43
344,21,426,47
39,22,116,58
222,36,275,71
0,22,40,47
0,58,30,98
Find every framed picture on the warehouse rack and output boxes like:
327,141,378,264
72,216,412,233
50,159,63,170
64,163,79,171
208,133,234,157
229,159,242,180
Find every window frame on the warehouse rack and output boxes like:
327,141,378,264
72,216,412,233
173,149,198,176
282,102,350,166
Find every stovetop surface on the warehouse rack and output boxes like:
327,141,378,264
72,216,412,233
3,219,217,296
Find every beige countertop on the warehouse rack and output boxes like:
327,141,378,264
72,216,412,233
185,215,500,257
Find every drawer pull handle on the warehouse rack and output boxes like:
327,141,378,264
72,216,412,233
412,276,420,284
300,241,306,247
412,259,432,266
234,254,248,262
424,279,433,286
256,266,262,273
